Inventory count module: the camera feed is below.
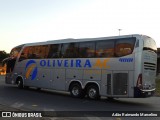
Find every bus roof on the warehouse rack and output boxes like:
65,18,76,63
23,34,146,46
12,44,25,49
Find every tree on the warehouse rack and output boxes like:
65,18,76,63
0,51,9,62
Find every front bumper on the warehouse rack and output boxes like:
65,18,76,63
134,87,155,98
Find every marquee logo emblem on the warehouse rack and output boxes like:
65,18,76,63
119,58,133,62
25,60,37,80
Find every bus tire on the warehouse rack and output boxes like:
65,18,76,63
17,78,23,89
87,85,100,100
69,83,84,98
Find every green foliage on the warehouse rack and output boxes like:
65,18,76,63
0,51,9,62
156,78,160,96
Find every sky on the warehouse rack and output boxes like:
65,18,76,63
0,0,160,53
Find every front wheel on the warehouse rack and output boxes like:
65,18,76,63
17,78,23,89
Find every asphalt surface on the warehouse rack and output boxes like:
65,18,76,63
0,75,160,120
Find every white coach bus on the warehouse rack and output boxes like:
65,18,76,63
4,34,157,99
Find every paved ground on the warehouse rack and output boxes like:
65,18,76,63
0,75,160,120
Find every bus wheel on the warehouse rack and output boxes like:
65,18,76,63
87,85,100,100
69,83,84,98
17,78,23,89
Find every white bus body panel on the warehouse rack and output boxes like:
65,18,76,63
6,34,157,98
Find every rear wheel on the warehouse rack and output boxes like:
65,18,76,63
87,85,100,100
17,78,23,89
69,83,84,98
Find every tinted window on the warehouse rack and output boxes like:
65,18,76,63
19,45,50,61
96,40,114,57
48,44,61,58
143,37,157,53
28,46,36,59
135,39,139,48
19,47,30,61
10,47,22,58
33,45,50,59
79,42,95,58
27,45,49,59
61,43,79,58
115,38,135,57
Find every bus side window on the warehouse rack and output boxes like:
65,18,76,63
96,40,114,58
28,46,36,59
135,39,139,48
61,43,79,58
39,45,49,58
115,38,135,57
26,45,50,59
34,46,41,58
48,44,61,58
79,42,95,58
19,47,29,61
61,44,69,58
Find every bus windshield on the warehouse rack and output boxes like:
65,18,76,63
10,47,21,58
5,45,24,73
